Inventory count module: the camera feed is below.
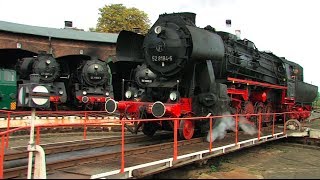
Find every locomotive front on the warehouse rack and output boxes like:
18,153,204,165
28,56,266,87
18,53,67,106
143,12,225,77
75,58,113,110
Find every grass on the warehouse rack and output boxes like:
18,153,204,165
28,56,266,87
207,157,233,173
210,164,219,172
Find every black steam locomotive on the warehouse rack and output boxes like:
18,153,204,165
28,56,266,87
15,53,112,110
17,52,67,108
72,58,113,110
106,12,318,139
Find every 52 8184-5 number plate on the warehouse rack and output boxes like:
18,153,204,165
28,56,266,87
152,55,173,62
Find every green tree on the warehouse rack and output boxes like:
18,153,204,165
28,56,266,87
95,4,150,34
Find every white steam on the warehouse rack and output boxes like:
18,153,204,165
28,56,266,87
206,112,258,142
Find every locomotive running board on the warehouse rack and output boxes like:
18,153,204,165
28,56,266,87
90,132,287,179
227,77,287,90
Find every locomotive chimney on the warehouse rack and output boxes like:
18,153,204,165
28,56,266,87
64,21,73,28
226,19,231,27
133,27,141,34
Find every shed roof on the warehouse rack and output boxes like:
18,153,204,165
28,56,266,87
0,20,118,43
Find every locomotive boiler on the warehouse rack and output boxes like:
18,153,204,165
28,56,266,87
17,52,67,108
106,12,318,139
73,58,113,110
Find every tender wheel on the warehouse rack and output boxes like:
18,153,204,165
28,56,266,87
179,119,195,140
285,119,302,131
142,122,158,137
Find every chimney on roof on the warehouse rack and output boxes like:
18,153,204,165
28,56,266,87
64,21,73,28
133,27,141,34
226,19,231,27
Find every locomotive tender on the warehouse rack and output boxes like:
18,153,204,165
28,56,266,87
106,12,318,139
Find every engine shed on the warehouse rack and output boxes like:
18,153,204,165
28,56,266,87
0,20,117,68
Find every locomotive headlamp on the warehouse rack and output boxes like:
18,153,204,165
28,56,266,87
125,90,132,99
82,91,87,95
154,26,165,34
58,90,64,95
94,65,98,69
105,92,110,96
46,60,51,64
169,91,178,101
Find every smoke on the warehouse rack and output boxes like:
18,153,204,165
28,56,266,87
206,112,258,142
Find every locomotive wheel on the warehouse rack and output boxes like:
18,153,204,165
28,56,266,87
263,103,273,127
285,119,302,131
178,119,195,140
241,101,254,120
142,122,158,137
254,102,264,128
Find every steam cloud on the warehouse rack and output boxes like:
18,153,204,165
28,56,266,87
206,112,258,142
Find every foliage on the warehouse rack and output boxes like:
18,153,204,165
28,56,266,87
89,27,96,32
210,164,218,172
95,4,150,34
207,157,233,173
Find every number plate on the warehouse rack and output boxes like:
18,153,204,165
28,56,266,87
152,55,173,62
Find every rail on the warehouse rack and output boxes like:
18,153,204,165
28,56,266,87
0,110,311,178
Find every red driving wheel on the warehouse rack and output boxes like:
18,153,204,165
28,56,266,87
241,101,254,119
263,103,273,126
179,115,195,140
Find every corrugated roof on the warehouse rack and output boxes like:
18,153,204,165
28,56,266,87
0,20,118,43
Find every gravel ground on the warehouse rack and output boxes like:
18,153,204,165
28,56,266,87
151,141,320,179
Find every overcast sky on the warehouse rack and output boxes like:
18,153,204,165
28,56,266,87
0,0,319,88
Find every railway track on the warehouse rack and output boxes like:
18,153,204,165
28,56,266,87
3,132,189,179
4,132,174,162
4,126,284,179
5,138,203,179
4,133,168,162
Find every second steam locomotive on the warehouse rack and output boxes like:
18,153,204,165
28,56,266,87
1,52,113,111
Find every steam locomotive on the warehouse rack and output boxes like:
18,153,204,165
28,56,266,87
106,12,318,139
17,52,67,108
1,52,113,110
71,57,113,110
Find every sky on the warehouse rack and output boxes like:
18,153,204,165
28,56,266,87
0,0,319,88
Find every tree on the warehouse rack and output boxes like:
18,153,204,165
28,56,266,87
95,4,150,34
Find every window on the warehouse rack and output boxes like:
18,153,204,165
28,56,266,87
4,70,15,82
